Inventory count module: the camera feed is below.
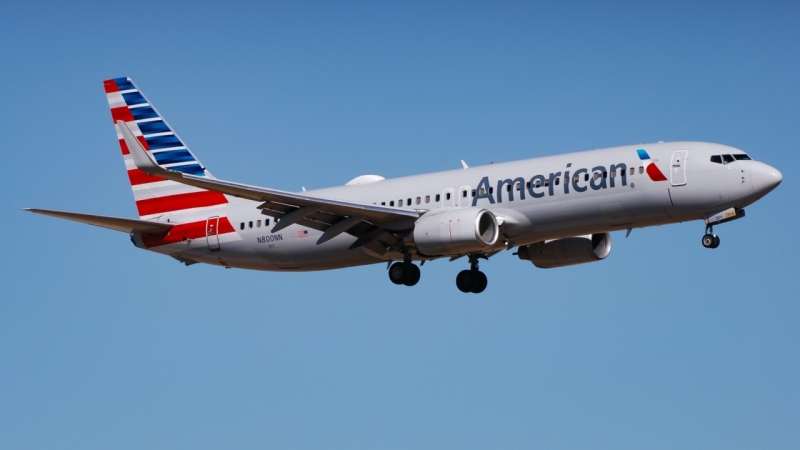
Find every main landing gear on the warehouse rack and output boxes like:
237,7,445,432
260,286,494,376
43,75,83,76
388,260,421,286
702,224,720,249
456,255,488,294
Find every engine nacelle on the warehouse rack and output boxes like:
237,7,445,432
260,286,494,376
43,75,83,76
517,233,611,268
413,208,499,256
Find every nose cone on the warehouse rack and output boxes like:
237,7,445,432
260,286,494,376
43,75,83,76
751,162,782,195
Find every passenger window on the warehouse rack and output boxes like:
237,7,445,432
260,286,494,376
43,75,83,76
390,201,395,206
629,167,634,176
733,154,751,161
593,173,599,180
573,174,579,182
265,219,270,226
471,189,476,197
425,195,430,203
544,180,549,187
398,199,404,207
611,170,616,178
462,190,468,198
407,198,412,206
584,174,589,181
710,155,722,164
381,201,386,205
603,171,607,179
526,182,530,189
248,221,253,229
555,177,560,185
416,197,420,205
506,184,511,192
639,166,644,174
446,192,451,200
257,220,261,228
240,222,245,230
723,154,735,164
489,187,494,194
435,194,441,202
480,188,486,195
534,180,541,187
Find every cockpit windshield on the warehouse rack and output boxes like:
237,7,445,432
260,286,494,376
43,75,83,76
711,153,752,164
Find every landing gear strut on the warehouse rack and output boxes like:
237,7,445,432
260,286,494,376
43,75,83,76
456,255,488,294
388,254,421,286
702,225,719,248
702,224,720,249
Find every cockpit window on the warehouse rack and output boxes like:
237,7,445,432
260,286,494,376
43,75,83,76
710,155,722,164
733,154,752,161
722,154,735,164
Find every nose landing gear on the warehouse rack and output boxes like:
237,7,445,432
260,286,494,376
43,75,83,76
456,255,488,293
702,225,720,249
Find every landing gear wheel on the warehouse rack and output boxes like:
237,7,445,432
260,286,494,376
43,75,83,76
472,271,488,293
389,262,406,285
389,262,421,286
456,270,473,293
403,264,421,286
455,270,488,293
702,234,716,249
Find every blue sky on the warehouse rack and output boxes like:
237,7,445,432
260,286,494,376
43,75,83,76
2,1,799,448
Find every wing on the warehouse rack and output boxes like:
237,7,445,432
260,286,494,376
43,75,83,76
118,121,418,252
24,208,173,234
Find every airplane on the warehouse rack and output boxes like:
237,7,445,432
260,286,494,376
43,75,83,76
26,77,783,293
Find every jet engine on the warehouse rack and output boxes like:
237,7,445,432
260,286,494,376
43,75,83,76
517,233,611,268
413,208,499,256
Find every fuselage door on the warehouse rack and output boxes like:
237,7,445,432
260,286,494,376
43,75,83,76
206,216,220,251
442,188,455,207
671,150,688,186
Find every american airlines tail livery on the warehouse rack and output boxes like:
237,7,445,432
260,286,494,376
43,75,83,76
27,78,783,293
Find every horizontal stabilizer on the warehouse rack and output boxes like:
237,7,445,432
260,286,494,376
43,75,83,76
24,208,173,234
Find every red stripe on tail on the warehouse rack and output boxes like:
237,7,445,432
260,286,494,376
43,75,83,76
136,191,228,216
103,79,119,93
110,106,134,122
128,168,167,186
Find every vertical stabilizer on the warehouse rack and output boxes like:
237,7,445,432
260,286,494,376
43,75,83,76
103,77,229,219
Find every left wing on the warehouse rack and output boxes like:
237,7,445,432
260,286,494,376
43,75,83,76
118,121,418,251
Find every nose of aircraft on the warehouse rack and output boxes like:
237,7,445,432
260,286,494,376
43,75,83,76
751,162,782,195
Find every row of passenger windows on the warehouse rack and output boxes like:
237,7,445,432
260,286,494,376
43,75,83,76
377,166,647,207
710,154,751,164
240,218,274,230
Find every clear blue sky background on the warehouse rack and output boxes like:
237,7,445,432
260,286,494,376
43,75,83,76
2,1,798,448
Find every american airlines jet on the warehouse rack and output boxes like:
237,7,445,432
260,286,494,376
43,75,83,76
27,78,783,293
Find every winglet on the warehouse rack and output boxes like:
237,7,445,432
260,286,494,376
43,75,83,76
461,160,469,169
116,120,168,176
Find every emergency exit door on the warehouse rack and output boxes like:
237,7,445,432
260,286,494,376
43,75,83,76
206,216,220,251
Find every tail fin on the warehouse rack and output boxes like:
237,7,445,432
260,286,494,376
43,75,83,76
103,77,228,219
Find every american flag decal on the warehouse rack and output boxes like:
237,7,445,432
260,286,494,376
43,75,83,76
297,230,309,238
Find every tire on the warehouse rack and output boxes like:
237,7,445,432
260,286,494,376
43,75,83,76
403,264,421,286
471,271,488,293
702,234,715,248
388,262,406,285
712,234,720,249
456,270,473,293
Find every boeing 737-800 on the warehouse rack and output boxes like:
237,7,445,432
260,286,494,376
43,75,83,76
26,77,783,293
